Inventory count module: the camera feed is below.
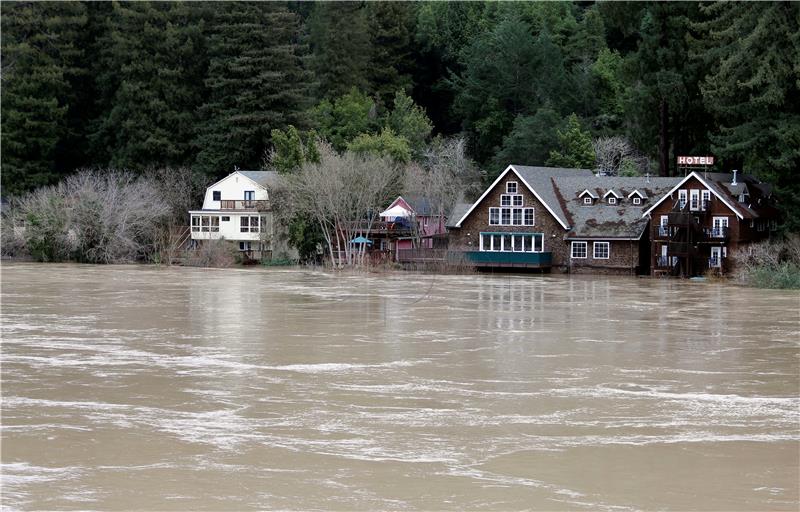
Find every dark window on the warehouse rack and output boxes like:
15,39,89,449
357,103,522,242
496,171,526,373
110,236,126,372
221,216,230,222
212,191,221,201
244,191,255,201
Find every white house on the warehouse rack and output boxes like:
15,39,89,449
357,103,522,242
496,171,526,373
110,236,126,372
189,170,288,259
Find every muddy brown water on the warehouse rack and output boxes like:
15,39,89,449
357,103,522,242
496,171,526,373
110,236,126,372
1,263,798,511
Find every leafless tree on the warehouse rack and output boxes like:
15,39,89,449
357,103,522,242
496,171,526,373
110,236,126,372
286,142,402,267
6,170,170,263
593,136,650,176
405,136,483,230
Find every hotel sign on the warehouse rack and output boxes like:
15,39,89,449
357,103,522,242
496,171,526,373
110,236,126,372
677,156,714,166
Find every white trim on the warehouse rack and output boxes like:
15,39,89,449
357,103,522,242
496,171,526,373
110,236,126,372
602,189,622,199
593,241,610,259
578,189,599,199
454,165,570,229
632,197,641,205
642,172,744,219
506,181,518,194
627,189,646,199
607,197,617,205
571,241,588,259
583,197,593,205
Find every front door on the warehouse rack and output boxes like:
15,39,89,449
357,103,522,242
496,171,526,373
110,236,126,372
710,246,722,268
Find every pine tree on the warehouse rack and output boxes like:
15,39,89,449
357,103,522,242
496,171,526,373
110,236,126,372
694,2,800,231
89,2,209,170
366,2,416,107
1,1,87,196
546,114,595,169
308,2,371,100
196,2,311,177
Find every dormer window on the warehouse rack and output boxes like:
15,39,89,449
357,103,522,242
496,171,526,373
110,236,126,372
603,190,622,205
627,190,646,206
578,189,598,205
506,182,517,194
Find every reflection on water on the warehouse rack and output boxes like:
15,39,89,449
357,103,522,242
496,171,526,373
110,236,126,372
2,263,799,511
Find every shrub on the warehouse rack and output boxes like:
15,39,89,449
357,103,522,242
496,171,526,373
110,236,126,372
184,239,237,268
732,235,800,289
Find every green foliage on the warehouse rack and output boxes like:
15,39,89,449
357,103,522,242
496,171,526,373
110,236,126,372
270,126,321,174
196,2,311,176
492,108,561,172
312,88,377,151
347,128,412,163
90,2,207,170
367,2,416,106
746,262,800,290
1,1,87,196
693,2,800,232
287,213,324,264
385,90,433,154
546,114,595,169
308,2,371,99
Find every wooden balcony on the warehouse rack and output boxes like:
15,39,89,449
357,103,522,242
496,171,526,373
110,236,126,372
219,200,269,211
343,220,414,236
667,241,690,256
701,226,729,241
396,248,447,263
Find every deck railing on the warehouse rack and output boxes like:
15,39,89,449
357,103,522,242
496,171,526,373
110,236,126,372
219,200,269,211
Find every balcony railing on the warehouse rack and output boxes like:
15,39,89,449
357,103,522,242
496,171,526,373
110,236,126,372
396,249,447,262
667,241,690,255
703,226,729,239
342,220,414,234
654,225,670,238
655,256,672,268
219,200,269,211
456,251,552,268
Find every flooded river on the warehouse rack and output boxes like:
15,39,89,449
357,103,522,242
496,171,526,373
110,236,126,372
1,263,798,510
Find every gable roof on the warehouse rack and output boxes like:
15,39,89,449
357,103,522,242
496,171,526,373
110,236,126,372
578,189,599,199
602,189,622,199
555,176,681,239
627,189,646,199
446,202,472,228
641,172,745,219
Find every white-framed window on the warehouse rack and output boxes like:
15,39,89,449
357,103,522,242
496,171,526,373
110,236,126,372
501,208,511,225
701,190,710,211
523,208,534,226
191,215,200,232
221,216,230,222
512,195,523,207
240,216,249,232
501,195,512,207
632,197,641,205
212,191,221,201
197,215,219,233
712,216,729,238
512,208,523,225
480,232,544,252
583,197,593,205
244,191,255,201
506,182,517,194
571,241,587,259
239,241,252,251
489,208,500,225
690,189,700,211
593,241,610,259
608,197,617,205
678,190,687,209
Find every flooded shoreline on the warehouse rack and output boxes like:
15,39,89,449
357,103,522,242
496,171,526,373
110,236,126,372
2,262,798,510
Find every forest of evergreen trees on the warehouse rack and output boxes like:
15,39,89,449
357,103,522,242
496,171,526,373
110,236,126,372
2,1,799,230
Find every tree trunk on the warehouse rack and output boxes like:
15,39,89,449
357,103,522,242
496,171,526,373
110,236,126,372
659,98,670,177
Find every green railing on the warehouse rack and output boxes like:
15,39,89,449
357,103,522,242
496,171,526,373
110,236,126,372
454,251,552,267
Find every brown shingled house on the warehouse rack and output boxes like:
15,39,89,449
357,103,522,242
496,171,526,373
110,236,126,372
447,165,680,274
643,170,780,277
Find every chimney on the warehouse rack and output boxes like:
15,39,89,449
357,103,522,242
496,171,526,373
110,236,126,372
732,169,738,185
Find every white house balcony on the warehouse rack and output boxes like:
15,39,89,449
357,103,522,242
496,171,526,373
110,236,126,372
219,200,270,211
